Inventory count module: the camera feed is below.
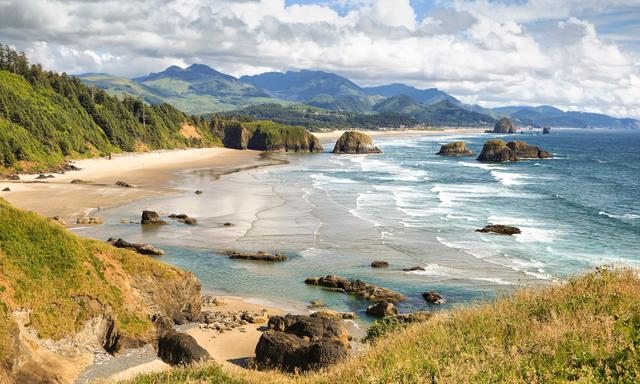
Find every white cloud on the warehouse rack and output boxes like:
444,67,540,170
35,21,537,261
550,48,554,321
0,0,639,118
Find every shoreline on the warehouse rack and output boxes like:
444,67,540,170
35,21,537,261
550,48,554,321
0,147,274,225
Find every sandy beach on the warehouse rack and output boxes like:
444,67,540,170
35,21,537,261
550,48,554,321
0,147,268,224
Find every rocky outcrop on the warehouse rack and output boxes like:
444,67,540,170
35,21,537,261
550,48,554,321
227,250,288,262
2,187,10,192
107,238,165,256
490,118,517,134
157,329,211,366
371,260,389,268
507,141,552,159
115,181,132,188
476,224,521,235
310,310,357,320
0,174,20,180
168,213,197,225
423,291,446,304
195,190,203,195
141,210,167,225
436,141,474,156
200,310,268,332
332,131,382,154
222,123,323,152
255,314,349,372
49,216,65,225
403,266,425,272
308,300,325,309
304,275,406,302
70,179,91,184
366,301,398,317
76,217,104,225
542,127,551,134
477,140,551,162
35,174,54,180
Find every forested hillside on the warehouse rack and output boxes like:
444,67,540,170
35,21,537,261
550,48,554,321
0,44,218,173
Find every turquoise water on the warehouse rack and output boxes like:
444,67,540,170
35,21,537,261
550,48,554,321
76,129,640,319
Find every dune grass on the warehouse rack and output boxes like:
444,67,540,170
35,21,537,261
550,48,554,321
126,267,640,384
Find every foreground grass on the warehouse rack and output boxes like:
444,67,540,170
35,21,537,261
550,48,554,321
127,268,640,384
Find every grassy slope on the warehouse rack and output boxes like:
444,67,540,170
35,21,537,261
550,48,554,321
127,268,640,384
0,199,190,359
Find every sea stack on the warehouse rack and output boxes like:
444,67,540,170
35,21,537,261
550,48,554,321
332,131,382,154
490,118,517,134
542,127,551,134
436,141,474,156
477,140,551,162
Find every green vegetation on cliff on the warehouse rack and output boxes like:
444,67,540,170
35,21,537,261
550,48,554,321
0,199,201,379
128,268,640,383
0,44,218,172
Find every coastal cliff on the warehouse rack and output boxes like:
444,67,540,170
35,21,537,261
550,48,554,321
0,199,201,383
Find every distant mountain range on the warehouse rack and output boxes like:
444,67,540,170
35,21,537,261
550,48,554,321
79,64,640,129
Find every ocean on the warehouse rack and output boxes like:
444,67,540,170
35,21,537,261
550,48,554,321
75,129,640,319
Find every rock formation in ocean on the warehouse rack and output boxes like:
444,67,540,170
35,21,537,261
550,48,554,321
141,210,167,225
310,310,358,320
490,117,517,134
423,291,446,304
436,141,474,156
403,266,426,272
168,213,197,225
107,238,165,256
371,260,389,268
477,140,551,162
332,131,383,154
543,127,551,134
476,224,522,235
366,301,398,317
255,314,349,372
226,250,288,262
304,275,406,302
222,122,323,152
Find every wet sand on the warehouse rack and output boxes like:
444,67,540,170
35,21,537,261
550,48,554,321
0,148,268,224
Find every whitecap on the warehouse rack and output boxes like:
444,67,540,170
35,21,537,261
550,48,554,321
598,211,639,221
470,277,517,286
490,171,530,186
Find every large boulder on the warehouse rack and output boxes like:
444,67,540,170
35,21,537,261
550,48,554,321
141,210,167,225
477,140,551,162
491,118,517,134
255,314,349,372
168,213,197,225
304,274,406,302
107,238,165,256
332,131,382,154
371,260,389,268
436,141,474,156
157,330,211,366
476,224,521,235
366,301,398,317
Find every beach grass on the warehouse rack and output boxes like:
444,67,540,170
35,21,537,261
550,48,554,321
125,267,640,384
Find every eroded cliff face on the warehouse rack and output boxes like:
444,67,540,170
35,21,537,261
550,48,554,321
0,199,202,383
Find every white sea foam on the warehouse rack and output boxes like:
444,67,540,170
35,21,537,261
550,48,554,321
598,211,640,221
310,173,357,185
490,170,530,186
404,264,459,277
350,156,428,182
458,162,506,171
300,247,324,258
470,277,517,286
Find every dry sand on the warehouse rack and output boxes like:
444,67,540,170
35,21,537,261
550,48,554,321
0,148,267,224
185,296,288,367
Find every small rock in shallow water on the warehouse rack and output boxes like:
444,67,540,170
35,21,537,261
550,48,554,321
476,224,521,235
366,301,398,317
402,266,425,272
371,260,389,268
422,291,446,304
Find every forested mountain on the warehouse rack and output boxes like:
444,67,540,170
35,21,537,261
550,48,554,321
77,63,639,129
0,45,320,172
81,64,287,114
492,105,640,129
363,83,460,105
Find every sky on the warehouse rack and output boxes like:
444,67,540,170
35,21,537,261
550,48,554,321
1,0,640,118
